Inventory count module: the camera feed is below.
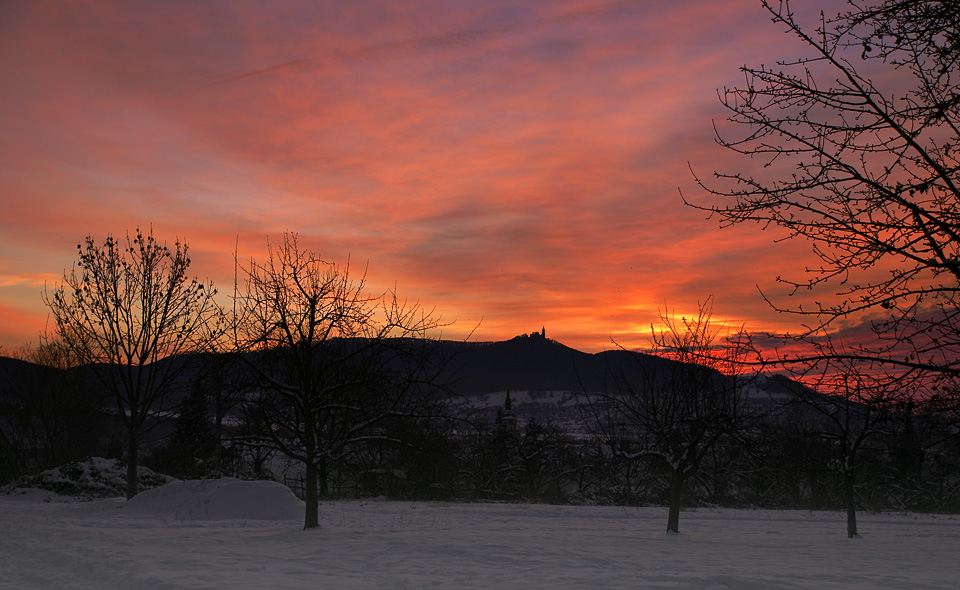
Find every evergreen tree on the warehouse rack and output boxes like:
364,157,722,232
164,388,216,479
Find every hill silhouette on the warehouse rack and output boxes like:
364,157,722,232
436,331,682,397
0,333,712,402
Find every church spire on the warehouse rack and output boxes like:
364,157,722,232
502,391,517,432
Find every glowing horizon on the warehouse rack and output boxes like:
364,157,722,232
0,0,836,355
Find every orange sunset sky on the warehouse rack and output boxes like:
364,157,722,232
0,0,835,353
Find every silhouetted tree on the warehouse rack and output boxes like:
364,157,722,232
586,298,756,532
44,228,224,498
515,417,578,501
464,415,578,502
687,0,960,380
779,337,921,537
831,373,960,512
156,386,217,479
232,232,446,529
739,392,837,510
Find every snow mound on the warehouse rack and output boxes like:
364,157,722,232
125,478,304,521
1,487,79,503
11,457,171,499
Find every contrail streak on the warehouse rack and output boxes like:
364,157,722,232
199,0,646,88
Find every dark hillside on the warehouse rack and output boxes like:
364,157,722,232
439,333,592,396
438,332,693,397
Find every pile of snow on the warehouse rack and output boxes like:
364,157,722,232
124,477,304,521
1,486,78,503
9,457,171,499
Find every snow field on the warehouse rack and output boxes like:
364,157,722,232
1,480,958,590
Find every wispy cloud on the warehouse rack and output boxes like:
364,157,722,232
0,0,824,351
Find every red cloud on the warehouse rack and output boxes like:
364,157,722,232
0,0,827,353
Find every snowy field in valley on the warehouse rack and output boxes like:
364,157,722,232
1,479,958,590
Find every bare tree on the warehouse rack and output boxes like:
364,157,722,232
232,233,446,529
687,0,960,378
44,228,224,498
778,335,922,537
586,299,755,532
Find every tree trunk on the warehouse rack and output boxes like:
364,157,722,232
213,386,223,467
667,468,683,533
304,459,319,529
844,472,858,538
303,416,319,529
126,427,139,500
318,455,329,496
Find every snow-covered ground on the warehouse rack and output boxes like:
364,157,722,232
2,479,958,590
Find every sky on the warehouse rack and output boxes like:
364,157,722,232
0,0,835,353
